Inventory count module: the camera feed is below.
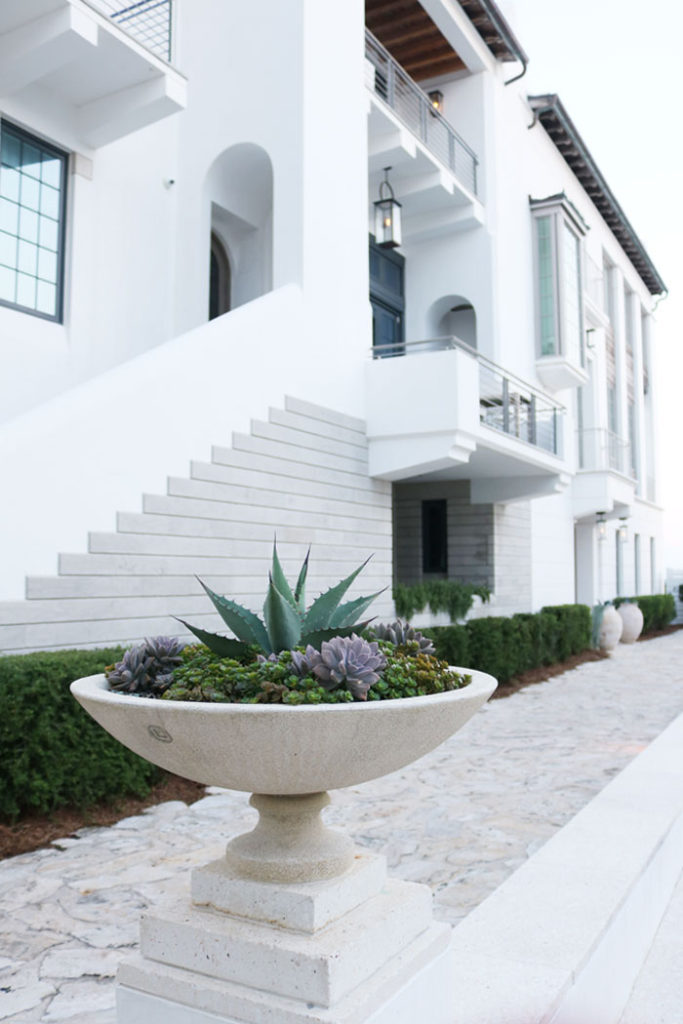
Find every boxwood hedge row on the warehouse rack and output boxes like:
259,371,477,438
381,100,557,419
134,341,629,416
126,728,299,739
0,647,162,822
424,603,592,684
613,594,676,633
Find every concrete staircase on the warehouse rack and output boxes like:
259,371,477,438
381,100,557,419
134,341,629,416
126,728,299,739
0,397,393,655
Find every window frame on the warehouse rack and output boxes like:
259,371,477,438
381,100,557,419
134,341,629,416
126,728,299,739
0,119,68,324
531,196,587,368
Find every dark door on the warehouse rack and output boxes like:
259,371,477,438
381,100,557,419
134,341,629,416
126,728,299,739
370,236,404,357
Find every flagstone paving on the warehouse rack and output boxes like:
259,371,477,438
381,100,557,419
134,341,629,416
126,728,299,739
2,631,683,1022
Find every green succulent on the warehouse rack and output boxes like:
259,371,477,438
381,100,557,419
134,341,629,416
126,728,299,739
176,541,385,659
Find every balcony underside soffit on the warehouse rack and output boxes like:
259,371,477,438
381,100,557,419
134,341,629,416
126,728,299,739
0,0,186,149
365,0,466,79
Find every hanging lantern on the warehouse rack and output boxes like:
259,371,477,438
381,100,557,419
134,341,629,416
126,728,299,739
618,517,628,543
596,512,607,540
374,167,402,249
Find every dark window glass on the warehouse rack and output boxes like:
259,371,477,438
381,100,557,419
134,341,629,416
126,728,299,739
0,121,67,321
422,499,448,574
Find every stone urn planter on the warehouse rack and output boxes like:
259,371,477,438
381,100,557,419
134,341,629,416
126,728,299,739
618,601,644,644
594,603,623,653
71,668,496,1023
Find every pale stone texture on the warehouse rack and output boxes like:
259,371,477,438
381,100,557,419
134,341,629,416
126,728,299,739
1,633,683,1022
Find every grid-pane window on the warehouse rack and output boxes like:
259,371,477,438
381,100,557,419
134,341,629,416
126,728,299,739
422,500,447,575
562,222,583,366
535,216,556,355
0,122,67,321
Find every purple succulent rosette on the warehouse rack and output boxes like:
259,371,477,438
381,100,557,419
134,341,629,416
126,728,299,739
306,634,387,701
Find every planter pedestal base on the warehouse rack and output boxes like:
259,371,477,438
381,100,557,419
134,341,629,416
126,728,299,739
116,851,456,1023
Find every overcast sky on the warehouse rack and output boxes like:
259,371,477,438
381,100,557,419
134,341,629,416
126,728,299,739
496,0,683,572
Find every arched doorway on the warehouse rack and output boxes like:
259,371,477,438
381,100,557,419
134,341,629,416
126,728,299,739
427,294,477,350
209,232,231,320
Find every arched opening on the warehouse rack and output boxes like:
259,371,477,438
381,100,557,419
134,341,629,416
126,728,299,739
204,143,273,317
427,294,477,350
209,232,231,320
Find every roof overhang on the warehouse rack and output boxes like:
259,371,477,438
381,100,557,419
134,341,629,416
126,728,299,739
529,94,666,297
364,0,527,80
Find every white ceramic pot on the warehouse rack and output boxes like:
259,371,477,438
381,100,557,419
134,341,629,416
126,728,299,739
618,602,644,643
71,670,496,882
599,605,623,652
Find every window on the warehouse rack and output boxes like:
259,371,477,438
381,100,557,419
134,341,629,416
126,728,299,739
0,121,67,321
422,499,447,575
531,196,586,367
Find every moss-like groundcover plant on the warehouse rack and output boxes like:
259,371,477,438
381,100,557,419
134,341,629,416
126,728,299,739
105,543,471,704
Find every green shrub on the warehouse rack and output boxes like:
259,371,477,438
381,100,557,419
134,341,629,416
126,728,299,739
428,603,592,684
0,647,162,822
613,594,676,633
393,580,490,623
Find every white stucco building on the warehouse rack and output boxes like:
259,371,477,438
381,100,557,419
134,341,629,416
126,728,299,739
0,0,666,654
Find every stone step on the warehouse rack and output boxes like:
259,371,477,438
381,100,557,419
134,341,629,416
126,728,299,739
230,431,367,476
189,459,386,511
57,552,391,581
268,405,366,450
115,511,388,551
86,532,390,563
162,476,387,523
284,395,365,434
250,417,367,463
210,441,381,495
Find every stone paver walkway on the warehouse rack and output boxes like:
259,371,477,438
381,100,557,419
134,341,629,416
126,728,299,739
2,632,683,1022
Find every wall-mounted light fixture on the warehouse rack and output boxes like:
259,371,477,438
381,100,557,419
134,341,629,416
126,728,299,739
374,167,402,249
596,512,607,540
618,517,628,543
428,90,444,114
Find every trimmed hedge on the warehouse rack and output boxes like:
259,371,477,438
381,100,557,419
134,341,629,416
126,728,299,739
424,603,592,685
0,647,162,822
613,594,676,633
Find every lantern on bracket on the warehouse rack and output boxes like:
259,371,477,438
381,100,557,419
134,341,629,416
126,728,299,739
618,517,629,543
428,90,444,114
374,167,402,249
596,512,607,540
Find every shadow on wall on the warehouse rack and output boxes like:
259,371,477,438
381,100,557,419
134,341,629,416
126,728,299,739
427,294,477,349
204,142,273,318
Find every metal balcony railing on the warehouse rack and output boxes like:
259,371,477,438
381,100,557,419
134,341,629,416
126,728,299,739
371,336,564,457
577,428,634,477
88,0,173,61
365,29,479,197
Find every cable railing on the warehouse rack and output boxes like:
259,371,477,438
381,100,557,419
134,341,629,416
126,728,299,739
371,336,564,456
577,428,633,476
365,29,479,197
87,0,173,61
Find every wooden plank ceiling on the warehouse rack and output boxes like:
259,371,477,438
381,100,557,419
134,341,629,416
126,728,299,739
365,0,465,80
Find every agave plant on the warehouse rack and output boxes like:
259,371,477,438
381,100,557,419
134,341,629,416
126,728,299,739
176,541,385,659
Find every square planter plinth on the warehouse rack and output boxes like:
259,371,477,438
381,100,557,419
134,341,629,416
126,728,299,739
116,853,455,1024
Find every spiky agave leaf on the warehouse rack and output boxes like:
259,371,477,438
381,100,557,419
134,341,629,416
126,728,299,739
197,579,271,652
263,574,302,653
270,538,298,611
329,588,387,628
300,619,375,649
293,547,310,614
174,617,251,659
302,556,373,633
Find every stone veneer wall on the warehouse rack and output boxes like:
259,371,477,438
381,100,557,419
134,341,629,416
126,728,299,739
393,481,532,616
0,398,393,654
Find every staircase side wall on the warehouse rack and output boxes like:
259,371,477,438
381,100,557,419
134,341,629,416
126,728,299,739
0,397,393,654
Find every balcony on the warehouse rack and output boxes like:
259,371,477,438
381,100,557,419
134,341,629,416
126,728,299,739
573,428,636,519
89,0,172,61
365,29,483,239
0,0,186,149
366,338,569,503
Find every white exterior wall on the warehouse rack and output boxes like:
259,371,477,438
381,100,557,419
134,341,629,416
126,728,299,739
0,0,665,648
